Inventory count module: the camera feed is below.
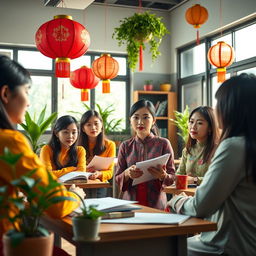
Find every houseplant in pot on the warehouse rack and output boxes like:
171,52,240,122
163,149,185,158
112,11,169,71
0,148,76,256
72,191,104,241
144,80,153,91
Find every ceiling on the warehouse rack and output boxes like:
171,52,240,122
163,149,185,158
44,0,187,11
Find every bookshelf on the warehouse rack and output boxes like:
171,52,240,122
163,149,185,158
133,90,177,156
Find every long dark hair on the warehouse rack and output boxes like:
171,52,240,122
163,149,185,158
0,55,31,129
186,106,219,164
129,99,159,136
78,110,106,160
215,73,256,183
48,115,79,169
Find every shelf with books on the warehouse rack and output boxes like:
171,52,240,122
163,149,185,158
133,90,177,156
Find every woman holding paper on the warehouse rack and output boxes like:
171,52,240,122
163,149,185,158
168,74,256,256
40,115,86,178
115,99,175,210
78,110,116,197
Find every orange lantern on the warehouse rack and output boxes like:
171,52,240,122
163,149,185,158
70,66,100,101
185,4,208,45
208,41,235,83
35,15,90,78
92,54,119,93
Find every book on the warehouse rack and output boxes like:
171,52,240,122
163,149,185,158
74,197,141,214
87,155,115,170
155,100,168,116
59,171,92,183
101,211,135,220
132,153,171,186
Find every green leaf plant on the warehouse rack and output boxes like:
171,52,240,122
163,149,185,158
171,105,190,144
0,148,76,247
20,105,57,154
112,11,169,71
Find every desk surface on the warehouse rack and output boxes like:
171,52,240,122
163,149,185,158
63,179,111,189
164,185,196,196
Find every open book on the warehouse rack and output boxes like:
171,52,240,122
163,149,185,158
87,155,115,170
132,153,171,186
59,171,92,183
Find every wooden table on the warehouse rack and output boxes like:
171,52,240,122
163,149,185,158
41,205,216,256
64,179,112,198
164,185,197,196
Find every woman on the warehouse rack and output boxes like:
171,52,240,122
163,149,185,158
176,106,219,185
0,55,84,255
40,115,86,178
78,110,116,197
169,73,256,256
115,99,175,210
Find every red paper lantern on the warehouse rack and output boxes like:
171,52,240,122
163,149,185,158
70,66,100,101
92,54,119,93
35,15,90,77
208,41,235,83
185,4,208,45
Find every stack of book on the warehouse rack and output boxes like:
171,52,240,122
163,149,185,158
155,100,168,116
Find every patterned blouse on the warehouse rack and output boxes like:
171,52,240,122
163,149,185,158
115,133,175,210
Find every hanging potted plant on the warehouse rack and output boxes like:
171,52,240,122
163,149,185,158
0,148,77,256
72,192,104,242
112,11,169,71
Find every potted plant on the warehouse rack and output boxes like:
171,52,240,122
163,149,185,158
0,148,76,256
170,105,190,145
112,11,169,71
71,192,104,242
144,80,153,91
20,105,57,154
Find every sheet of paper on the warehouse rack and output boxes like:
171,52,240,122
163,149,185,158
101,212,190,224
59,171,92,183
87,155,115,170
75,197,139,214
132,153,171,186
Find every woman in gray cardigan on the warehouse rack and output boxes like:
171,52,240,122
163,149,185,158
168,73,256,256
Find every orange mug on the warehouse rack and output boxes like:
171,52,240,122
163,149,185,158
175,175,188,189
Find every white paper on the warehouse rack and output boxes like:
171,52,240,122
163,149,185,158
132,153,171,186
87,155,115,170
59,171,92,183
101,212,190,224
74,197,141,213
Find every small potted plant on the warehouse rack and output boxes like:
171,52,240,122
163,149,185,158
112,11,169,71
0,148,76,256
144,80,153,91
72,192,104,242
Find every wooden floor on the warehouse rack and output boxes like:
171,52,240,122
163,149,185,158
62,238,75,256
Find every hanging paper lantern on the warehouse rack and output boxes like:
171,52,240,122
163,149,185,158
92,54,119,93
208,41,235,83
70,66,100,101
35,15,90,78
185,4,208,45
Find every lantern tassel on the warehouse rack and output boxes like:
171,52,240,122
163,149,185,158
102,79,110,93
56,58,70,78
196,30,200,45
81,89,89,101
62,81,65,99
217,68,226,83
139,45,143,71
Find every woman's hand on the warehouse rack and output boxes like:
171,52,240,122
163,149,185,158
124,165,143,180
87,166,96,173
69,184,86,199
148,164,167,181
89,171,102,180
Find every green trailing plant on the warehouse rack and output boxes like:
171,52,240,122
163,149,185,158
20,105,57,154
171,105,190,144
0,147,76,247
112,11,169,71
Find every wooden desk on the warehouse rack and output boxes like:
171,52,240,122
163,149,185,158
41,205,216,256
164,185,196,196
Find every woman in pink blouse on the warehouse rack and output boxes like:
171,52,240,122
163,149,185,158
115,99,175,210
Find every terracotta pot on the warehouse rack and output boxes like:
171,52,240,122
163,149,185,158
144,84,153,91
72,217,101,242
3,232,54,256
160,83,172,91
